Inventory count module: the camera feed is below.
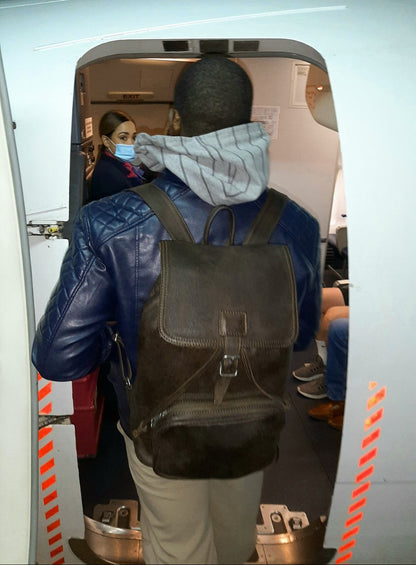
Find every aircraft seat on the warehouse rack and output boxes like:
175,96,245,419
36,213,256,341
328,226,348,274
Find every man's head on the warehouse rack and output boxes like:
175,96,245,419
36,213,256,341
173,55,253,137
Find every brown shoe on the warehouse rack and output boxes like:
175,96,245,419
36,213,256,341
328,414,344,430
308,400,345,422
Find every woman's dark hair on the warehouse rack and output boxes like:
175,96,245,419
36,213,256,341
173,56,253,136
99,110,135,137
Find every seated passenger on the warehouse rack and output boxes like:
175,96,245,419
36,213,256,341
89,110,156,201
293,286,349,399
305,317,349,430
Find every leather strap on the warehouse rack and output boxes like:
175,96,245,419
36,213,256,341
203,205,236,245
130,183,194,242
243,189,288,245
132,184,287,245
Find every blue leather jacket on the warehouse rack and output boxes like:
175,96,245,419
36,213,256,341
32,169,321,435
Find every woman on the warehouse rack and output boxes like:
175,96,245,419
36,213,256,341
89,110,155,201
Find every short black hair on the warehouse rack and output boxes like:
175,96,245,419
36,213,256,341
173,56,253,136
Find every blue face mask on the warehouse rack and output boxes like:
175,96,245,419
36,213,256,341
114,144,136,162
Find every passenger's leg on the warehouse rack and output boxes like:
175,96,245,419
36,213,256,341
308,318,349,428
325,317,349,401
293,288,346,379
118,423,218,565
297,307,349,397
209,471,263,564
315,288,346,362
317,305,349,343
321,287,345,314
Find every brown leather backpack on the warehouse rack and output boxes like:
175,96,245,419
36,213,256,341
120,183,298,479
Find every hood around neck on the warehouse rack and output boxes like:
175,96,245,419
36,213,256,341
133,122,270,205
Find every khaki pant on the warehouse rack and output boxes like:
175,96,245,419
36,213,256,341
118,422,263,564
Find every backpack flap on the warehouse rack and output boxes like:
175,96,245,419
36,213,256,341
159,239,298,406
159,240,298,349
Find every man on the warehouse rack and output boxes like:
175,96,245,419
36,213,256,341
32,56,321,564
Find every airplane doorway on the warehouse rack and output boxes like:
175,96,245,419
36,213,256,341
69,47,344,563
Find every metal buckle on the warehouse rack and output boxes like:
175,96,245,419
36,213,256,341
220,355,239,377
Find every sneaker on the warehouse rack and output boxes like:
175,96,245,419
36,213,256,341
297,375,328,399
292,355,325,382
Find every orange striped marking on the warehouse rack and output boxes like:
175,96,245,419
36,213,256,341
351,481,371,499
336,551,353,564
361,429,380,449
364,408,384,431
336,382,386,564
341,526,360,541
358,447,378,468
348,498,367,514
38,380,66,564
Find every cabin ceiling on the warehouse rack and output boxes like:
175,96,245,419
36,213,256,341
88,58,193,104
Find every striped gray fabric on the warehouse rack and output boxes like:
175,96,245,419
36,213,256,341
133,122,270,205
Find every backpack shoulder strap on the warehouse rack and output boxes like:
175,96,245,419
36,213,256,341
130,183,194,242
243,189,288,245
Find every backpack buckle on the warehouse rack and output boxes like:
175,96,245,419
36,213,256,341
220,355,239,377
